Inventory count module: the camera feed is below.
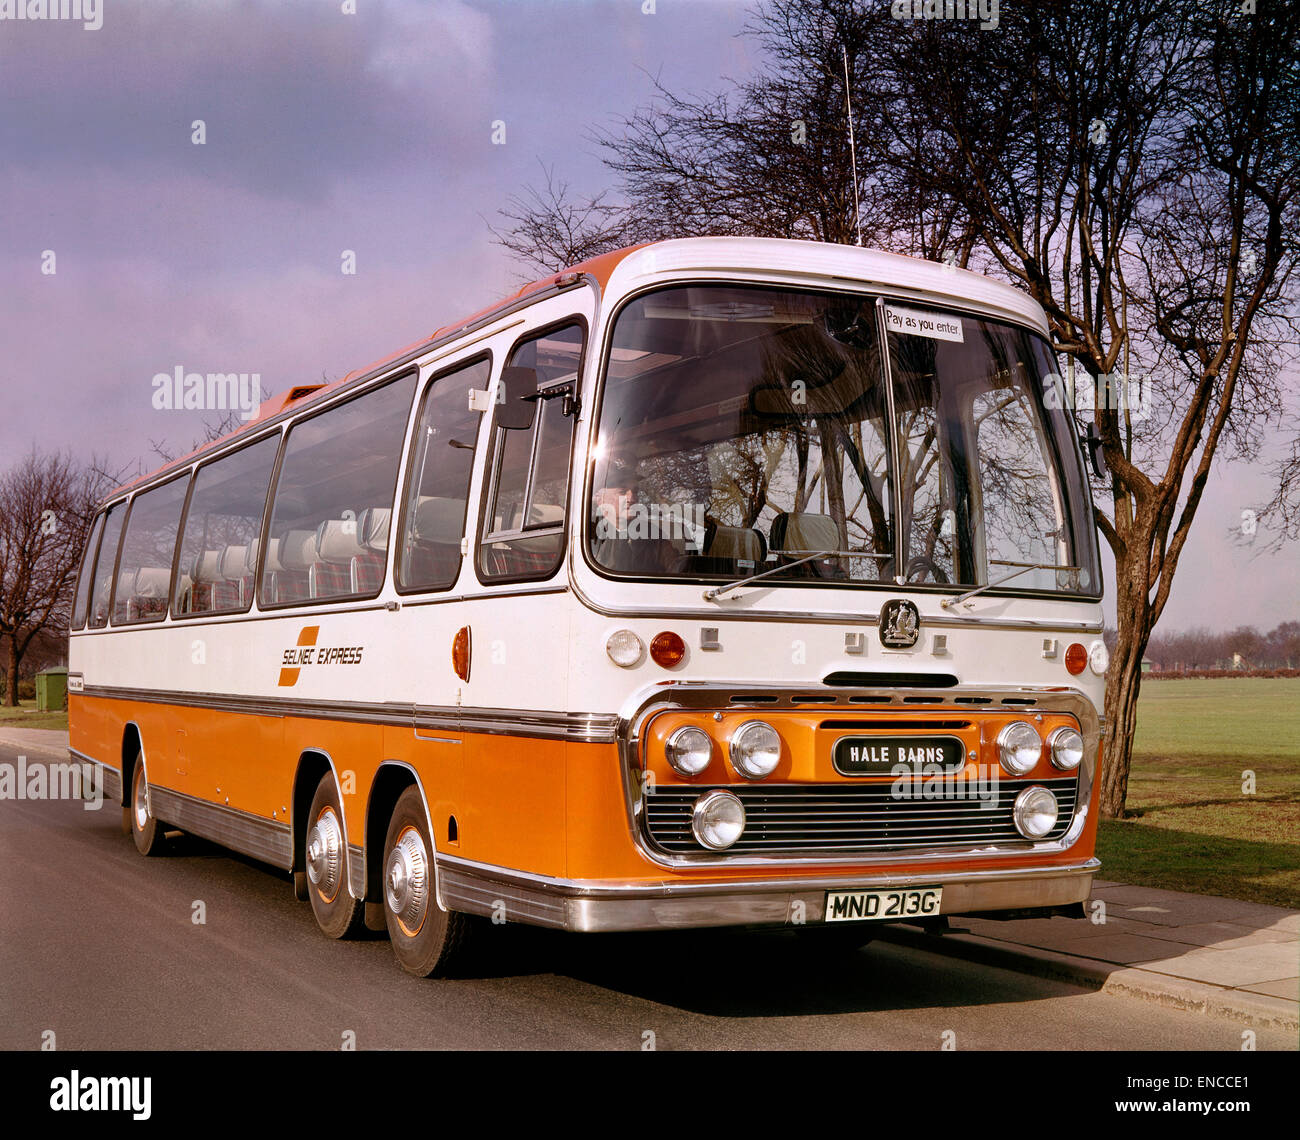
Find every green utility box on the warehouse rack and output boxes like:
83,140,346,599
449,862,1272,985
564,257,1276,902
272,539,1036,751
36,666,68,711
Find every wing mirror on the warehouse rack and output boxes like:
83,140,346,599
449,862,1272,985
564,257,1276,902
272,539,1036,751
496,366,539,431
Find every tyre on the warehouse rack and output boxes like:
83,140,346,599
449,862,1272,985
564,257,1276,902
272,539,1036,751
304,773,365,939
128,751,166,856
382,785,475,977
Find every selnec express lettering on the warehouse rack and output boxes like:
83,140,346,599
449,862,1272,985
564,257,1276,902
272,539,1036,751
280,646,364,666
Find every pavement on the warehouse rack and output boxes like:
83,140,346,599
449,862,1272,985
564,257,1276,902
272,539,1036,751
4,724,1297,1032
875,881,1299,1031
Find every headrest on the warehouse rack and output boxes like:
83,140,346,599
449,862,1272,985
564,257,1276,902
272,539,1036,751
413,496,463,544
132,567,171,598
316,519,365,564
358,508,391,553
528,502,563,527
706,525,765,562
193,549,222,580
277,529,318,571
219,545,248,580
244,539,260,572
772,512,840,555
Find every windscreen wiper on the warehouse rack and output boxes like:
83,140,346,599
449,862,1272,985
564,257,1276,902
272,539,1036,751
941,560,1081,610
703,550,834,602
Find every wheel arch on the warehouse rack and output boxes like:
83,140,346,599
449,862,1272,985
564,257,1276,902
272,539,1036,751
291,750,347,879
365,762,441,908
119,722,145,807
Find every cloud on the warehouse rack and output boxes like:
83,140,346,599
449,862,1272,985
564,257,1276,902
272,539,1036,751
0,0,494,201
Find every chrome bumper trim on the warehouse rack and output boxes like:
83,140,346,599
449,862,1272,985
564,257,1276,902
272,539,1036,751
436,854,1099,933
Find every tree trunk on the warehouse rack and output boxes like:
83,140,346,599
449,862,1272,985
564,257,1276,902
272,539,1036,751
1099,541,1155,818
4,636,17,708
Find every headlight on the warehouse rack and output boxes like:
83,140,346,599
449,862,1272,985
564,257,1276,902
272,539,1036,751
1048,726,1084,770
665,726,712,777
729,720,781,779
1012,785,1059,838
1089,640,1109,675
691,790,746,850
997,721,1042,775
605,629,644,667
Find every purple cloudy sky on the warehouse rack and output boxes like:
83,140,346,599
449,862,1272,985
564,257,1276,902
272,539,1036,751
0,0,1293,632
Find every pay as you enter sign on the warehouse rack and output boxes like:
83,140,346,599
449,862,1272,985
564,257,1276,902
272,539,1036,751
884,304,965,342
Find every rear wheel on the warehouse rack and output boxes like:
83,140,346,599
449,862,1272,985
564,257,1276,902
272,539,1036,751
382,785,475,977
305,774,364,939
127,752,166,856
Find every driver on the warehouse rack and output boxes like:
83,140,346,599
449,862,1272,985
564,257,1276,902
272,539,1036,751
590,451,681,574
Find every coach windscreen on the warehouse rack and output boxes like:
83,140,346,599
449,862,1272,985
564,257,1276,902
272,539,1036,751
587,283,1099,598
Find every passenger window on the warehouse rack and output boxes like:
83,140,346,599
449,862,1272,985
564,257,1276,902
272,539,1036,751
114,476,190,624
397,356,490,592
70,512,106,629
261,373,417,606
174,434,279,616
479,323,584,581
87,504,127,629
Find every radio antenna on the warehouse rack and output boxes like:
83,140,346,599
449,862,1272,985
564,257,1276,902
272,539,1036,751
842,44,863,247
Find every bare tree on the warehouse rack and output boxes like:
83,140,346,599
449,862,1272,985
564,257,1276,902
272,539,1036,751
0,451,114,705
492,0,1299,818
486,162,642,278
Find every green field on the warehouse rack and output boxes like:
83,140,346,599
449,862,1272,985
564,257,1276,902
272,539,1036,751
0,700,68,731
1097,677,1300,908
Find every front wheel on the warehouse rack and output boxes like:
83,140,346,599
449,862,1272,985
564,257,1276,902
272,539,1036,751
382,786,475,977
305,774,365,939
127,752,166,856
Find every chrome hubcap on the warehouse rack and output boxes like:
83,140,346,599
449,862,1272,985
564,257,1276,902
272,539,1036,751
306,808,343,898
385,827,429,934
133,769,149,830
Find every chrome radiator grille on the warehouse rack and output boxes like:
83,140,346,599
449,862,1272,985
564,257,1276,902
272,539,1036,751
643,776,1078,854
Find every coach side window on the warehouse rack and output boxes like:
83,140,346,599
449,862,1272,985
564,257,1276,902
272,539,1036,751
70,511,106,630
113,475,190,625
173,434,280,616
397,356,490,593
87,503,127,629
260,372,417,607
478,322,584,582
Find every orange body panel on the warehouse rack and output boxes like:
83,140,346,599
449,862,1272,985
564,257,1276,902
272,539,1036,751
70,693,1099,887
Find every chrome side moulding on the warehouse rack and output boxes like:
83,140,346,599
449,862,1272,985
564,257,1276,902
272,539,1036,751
148,785,293,869
78,685,620,743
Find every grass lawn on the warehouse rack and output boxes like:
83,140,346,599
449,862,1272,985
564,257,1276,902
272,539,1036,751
0,699,69,732
1097,677,1300,909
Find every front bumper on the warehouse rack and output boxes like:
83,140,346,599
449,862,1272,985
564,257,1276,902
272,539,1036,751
436,853,1099,933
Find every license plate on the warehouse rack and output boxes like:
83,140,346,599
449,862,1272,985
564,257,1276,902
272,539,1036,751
832,734,965,776
825,887,943,922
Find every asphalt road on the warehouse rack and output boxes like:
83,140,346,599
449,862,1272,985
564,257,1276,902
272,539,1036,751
1,746,1294,1051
